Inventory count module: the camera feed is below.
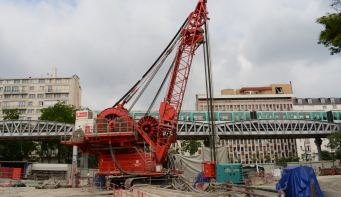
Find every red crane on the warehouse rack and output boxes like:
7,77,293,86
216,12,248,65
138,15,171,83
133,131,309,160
63,0,209,186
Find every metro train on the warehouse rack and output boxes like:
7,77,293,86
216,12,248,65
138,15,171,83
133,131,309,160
130,111,341,123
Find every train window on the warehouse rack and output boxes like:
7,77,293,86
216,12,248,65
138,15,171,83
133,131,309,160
245,113,250,120
274,113,286,119
214,113,218,121
193,113,206,121
180,113,190,121
269,113,273,119
264,113,268,119
220,113,232,121
234,113,240,121
134,113,145,120
333,113,338,120
288,113,293,119
322,113,327,120
257,113,262,119
299,113,311,119
240,113,244,120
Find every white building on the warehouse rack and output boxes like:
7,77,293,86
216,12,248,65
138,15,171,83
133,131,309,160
293,97,341,161
0,68,82,120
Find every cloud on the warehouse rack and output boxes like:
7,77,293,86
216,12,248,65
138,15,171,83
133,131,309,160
0,0,339,112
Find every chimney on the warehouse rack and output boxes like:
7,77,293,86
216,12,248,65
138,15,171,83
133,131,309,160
51,68,57,78
47,73,49,78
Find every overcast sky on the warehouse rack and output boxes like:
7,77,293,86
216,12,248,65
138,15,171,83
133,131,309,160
0,0,339,111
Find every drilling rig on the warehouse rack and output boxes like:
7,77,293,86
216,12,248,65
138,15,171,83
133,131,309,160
62,0,212,187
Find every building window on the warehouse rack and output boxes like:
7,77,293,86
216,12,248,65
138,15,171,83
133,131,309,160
30,79,37,83
28,102,33,106
321,98,325,104
330,97,335,103
37,94,44,98
14,80,20,84
4,87,11,93
30,86,34,91
36,109,41,114
22,95,26,99
40,86,44,91
46,94,52,98
297,99,302,104
65,79,69,83
13,95,19,99
12,86,18,93
7,80,12,84
28,109,34,114
22,80,28,83
309,106,314,110
39,101,43,106
29,94,35,98
54,94,61,98
19,102,25,108
56,79,61,83
4,95,11,99
0,80,2,84
39,79,45,83
64,93,69,98
307,99,312,104
333,105,337,109
49,79,53,83
27,117,31,120
323,106,327,109
0,87,2,92
20,109,26,114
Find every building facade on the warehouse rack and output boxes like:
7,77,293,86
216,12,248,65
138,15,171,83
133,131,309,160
196,84,295,112
192,84,299,163
293,97,341,161
0,68,82,120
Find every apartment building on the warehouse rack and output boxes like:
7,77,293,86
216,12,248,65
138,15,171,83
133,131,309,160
0,68,82,120
196,84,295,112
192,84,298,163
293,97,341,161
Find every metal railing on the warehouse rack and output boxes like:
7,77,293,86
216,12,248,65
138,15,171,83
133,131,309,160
3,90,28,94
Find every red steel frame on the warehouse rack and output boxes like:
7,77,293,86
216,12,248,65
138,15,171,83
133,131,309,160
63,0,208,177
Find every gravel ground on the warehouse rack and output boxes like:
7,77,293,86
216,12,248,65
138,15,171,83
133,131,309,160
0,175,340,197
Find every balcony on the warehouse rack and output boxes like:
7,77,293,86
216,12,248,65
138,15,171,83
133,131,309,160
2,105,26,109
3,90,28,94
45,89,69,93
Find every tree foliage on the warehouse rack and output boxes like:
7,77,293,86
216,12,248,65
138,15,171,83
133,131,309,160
321,150,334,160
327,130,341,150
39,101,85,163
181,140,201,155
0,109,39,161
316,2,341,55
3,109,20,120
0,141,39,161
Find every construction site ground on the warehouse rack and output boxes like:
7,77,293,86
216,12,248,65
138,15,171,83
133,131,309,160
0,175,341,197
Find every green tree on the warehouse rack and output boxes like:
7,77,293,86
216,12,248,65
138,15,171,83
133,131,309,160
3,109,20,120
0,109,39,161
321,150,334,160
327,130,341,150
335,149,341,160
316,2,341,55
39,101,84,163
181,140,201,155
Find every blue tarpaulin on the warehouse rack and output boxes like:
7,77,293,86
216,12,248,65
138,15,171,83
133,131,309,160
94,175,106,187
193,172,208,188
276,166,323,197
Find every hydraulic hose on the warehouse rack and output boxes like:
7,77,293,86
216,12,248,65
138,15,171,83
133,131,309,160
109,144,135,175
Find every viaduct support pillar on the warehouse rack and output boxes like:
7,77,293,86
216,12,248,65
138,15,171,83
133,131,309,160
314,138,323,161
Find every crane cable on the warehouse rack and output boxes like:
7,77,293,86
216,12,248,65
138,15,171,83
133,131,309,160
128,35,182,112
113,18,188,108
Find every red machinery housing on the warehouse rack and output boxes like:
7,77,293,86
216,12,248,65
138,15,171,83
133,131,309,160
63,0,209,178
